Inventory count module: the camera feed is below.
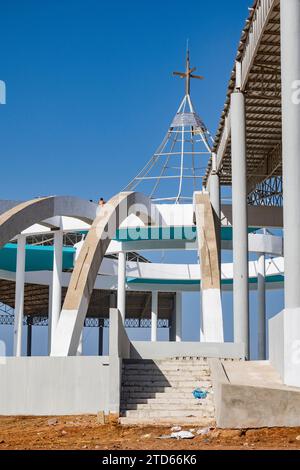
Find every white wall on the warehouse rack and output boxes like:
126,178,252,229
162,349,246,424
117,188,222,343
0,356,109,415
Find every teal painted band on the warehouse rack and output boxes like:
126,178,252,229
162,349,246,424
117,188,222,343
126,273,284,286
114,225,259,242
0,243,75,272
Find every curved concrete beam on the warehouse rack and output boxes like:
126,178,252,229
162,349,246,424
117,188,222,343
51,191,153,356
0,196,98,247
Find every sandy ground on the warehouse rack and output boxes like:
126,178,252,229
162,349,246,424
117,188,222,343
1,415,300,450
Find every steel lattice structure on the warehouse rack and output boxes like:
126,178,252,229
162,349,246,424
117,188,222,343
124,49,213,203
247,176,283,206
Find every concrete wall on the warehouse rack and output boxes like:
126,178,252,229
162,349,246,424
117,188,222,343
0,356,109,415
209,358,300,428
269,310,284,379
109,308,130,414
130,341,245,360
269,308,300,388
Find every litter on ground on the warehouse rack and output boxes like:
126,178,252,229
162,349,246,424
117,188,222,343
192,388,208,399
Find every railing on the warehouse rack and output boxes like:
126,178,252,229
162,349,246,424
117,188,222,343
0,314,169,328
241,0,278,88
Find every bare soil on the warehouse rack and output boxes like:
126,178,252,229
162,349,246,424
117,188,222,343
0,415,300,450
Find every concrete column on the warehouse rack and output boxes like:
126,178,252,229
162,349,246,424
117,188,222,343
47,283,53,355
257,252,266,360
231,90,249,358
169,296,176,341
50,230,63,353
117,251,126,323
77,331,83,356
281,0,300,310
268,0,300,387
98,320,103,356
175,291,182,342
13,235,26,357
26,316,32,357
151,291,158,342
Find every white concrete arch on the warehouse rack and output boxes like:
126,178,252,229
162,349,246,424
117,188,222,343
51,191,153,356
0,196,98,247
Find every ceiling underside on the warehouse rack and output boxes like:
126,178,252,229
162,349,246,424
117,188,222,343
0,280,175,320
204,1,282,191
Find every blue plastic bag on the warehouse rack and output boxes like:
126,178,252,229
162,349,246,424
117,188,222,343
192,388,208,399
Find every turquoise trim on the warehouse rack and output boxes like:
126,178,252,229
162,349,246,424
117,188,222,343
0,243,75,272
127,277,200,285
115,225,259,243
115,226,197,242
127,273,284,286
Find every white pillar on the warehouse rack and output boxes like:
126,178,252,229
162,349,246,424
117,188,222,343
77,331,83,356
13,235,26,357
281,0,300,310
117,251,126,323
269,0,300,387
50,230,63,353
175,292,182,342
257,252,266,360
48,282,53,355
151,291,158,342
231,89,249,358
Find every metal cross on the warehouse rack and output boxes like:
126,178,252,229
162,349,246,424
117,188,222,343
173,49,204,96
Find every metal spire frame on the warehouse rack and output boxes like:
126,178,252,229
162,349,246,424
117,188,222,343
124,50,214,203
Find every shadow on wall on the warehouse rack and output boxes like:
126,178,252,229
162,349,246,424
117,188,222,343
120,359,171,415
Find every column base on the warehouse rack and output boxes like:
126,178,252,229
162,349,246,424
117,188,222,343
201,289,224,342
269,308,300,388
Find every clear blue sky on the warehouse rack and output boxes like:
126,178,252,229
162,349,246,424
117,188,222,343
0,0,283,358
1,0,251,201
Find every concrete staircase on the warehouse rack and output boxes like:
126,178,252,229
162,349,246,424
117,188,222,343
119,357,216,425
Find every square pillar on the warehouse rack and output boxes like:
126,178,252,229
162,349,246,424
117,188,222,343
50,229,63,353
13,235,26,357
175,291,182,342
117,252,126,323
269,0,300,387
151,291,158,342
257,252,266,360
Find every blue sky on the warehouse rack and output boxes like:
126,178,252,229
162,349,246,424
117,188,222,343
0,0,284,358
0,0,250,201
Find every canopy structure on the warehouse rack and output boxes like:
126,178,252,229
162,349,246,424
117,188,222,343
124,49,213,203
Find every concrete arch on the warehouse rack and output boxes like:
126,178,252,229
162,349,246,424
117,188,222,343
0,196,98,247
51,191,153,356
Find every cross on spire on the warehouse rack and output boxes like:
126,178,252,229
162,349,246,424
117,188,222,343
173,47,204,96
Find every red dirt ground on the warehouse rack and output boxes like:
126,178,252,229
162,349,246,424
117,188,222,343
1,415,300,450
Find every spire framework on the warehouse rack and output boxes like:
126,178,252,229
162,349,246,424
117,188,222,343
124,51,213,203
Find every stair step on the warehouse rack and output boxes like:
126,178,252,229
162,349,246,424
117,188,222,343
121,403,215,411
124,409,214,418
122,385,212,393
121,397,213,405
122,379,212,387
123,364,210,372
121,390,211,399
119,416,215,426
123,372,210,379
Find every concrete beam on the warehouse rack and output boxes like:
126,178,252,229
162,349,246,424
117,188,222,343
0,196,98,247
